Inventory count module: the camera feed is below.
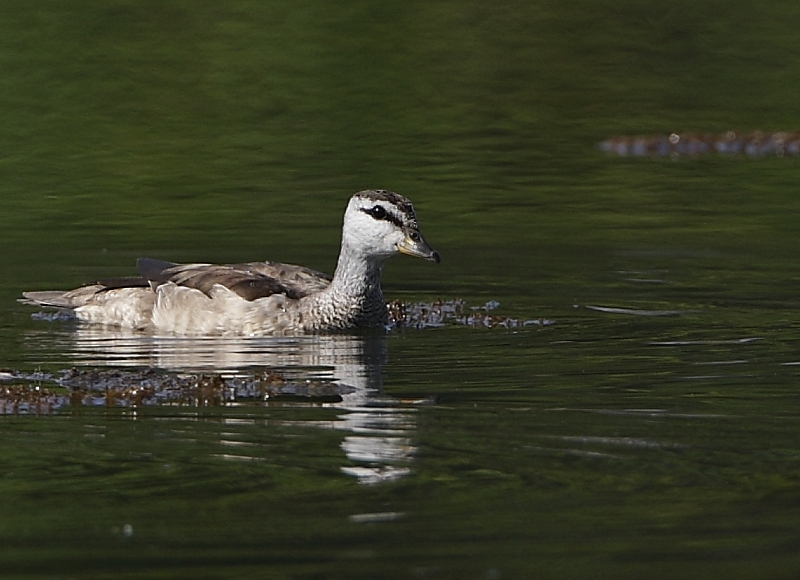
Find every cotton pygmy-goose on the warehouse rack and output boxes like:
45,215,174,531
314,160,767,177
22,189,440,335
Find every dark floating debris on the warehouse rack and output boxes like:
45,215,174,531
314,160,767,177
387,299,553,329
0,368,356,414
599,131,800,157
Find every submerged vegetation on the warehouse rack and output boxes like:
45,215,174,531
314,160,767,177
0,368,356,413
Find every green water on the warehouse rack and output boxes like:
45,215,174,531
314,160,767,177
3,1,800,578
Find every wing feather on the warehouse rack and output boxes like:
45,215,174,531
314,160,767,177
136,258,331,301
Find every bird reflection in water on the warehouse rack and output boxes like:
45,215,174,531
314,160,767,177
15,326,420,484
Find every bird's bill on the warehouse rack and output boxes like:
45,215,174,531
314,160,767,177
397,231,441,263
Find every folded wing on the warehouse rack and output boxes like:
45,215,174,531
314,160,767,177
136,258,331,301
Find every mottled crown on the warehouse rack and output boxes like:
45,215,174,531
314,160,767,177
354,189,418,229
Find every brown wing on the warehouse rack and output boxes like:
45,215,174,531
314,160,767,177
136,258,331,301
239,261,332,297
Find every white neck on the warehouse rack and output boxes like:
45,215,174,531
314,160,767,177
301,239,390,330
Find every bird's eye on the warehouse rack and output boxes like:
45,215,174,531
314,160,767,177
369,206,386,219
409,231,420,242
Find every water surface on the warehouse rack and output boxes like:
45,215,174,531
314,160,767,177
3,1,800,578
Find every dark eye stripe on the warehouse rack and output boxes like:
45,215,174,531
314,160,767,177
361,206,404,228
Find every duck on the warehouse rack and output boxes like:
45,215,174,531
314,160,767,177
22,189,440,335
